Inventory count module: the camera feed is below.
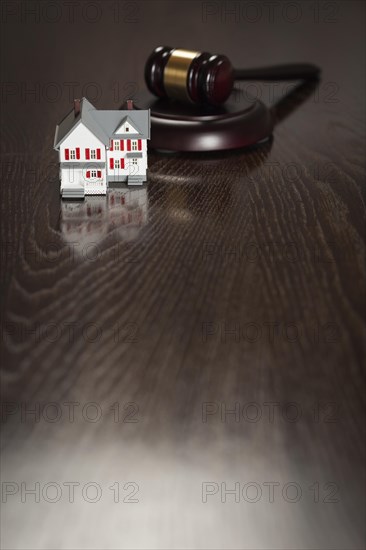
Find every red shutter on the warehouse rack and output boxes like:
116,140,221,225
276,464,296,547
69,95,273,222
138,139,142,151
65,148,69,160
97,148,101,159
86,170,90,178
120,140,123,150
110,158,114,169
127,140,131,151
110,140,114,151
85,148,90,160
97,170,101,178
121,158,125,169
76,147,80,159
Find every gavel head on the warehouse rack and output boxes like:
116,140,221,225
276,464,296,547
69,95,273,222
144,46,234,107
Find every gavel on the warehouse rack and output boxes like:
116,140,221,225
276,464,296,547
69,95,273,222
145,46,320,107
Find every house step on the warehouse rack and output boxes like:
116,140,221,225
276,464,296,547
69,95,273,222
62,187,85,199
127,176,145,185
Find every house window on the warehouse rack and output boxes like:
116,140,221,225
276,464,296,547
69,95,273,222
114,141,120,151
132,140,138,151
131,158,138,165
115,160,120,169
125,126,129,132
86,148,101,159
86,169,101,180
66,148,80,160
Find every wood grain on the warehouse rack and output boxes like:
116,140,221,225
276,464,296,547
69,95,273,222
1,1,365,549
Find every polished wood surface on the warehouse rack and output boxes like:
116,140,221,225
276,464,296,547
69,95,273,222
1,1,365,548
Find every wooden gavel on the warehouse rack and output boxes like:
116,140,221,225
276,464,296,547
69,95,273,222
145,46,320,106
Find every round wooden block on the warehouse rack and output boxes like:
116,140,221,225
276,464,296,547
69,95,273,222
134,89,274,152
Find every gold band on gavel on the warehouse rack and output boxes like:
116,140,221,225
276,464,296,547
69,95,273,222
163,49,200,102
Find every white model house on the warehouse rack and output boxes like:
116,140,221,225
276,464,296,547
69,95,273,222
54,98,150,199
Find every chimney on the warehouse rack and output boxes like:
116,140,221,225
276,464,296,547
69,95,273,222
74,98,81,117
127,99,134,110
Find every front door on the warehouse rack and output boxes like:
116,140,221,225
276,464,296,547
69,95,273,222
127,158,139,177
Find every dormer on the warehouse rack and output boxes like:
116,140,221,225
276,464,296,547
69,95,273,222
114,117,141,135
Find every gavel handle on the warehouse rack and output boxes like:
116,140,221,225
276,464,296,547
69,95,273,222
234,63,320,81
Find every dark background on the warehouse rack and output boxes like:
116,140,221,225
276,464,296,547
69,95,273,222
1,1,365,548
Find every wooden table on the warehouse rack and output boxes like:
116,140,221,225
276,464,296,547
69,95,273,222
1,1,365,548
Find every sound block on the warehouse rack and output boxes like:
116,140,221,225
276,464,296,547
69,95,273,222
133,89,274,152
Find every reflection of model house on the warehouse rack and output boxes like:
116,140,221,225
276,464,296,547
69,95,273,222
60,188,148,251
60,198,109,250
54,98,150,199
108,189,147,227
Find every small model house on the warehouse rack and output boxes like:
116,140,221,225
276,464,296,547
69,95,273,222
54,98,150,199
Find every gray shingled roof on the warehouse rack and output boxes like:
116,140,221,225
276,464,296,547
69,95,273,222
54,97,150,149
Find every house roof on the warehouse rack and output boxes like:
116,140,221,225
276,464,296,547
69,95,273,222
54,98,150,149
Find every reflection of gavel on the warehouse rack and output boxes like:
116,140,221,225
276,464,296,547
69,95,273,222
145,46,320,106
